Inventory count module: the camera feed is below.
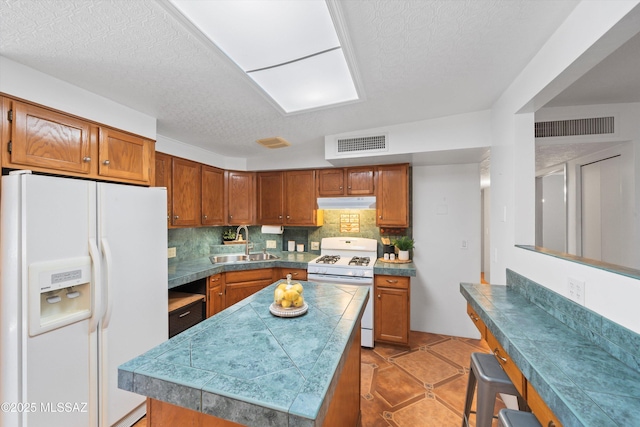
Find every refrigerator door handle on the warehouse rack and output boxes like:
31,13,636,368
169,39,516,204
101,237,114,329
88,238,102,333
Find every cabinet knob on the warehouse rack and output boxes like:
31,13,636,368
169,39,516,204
211,277,219,282
379,215,382,219
493,348,507,363
103,160,110,166
377,294,381,298
339,186,343,190
174,215,179,219
286,215,290,219
279,215,282,219
229,215,233,220
218,292,223,296
83,156,91,162
203,215,208,220
348,186,351,189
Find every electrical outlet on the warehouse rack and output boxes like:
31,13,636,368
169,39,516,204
311,241,320,250
567,277,585,305
167,247,176,258
266,240,277,249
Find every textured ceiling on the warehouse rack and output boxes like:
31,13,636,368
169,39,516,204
0,0,581,161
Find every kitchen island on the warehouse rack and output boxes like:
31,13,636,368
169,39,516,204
119,281,368,427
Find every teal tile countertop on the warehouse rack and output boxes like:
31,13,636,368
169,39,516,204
119,281,368,427
373,259,416,277
169,252,416,289
168,251,317,289
461,271,640,427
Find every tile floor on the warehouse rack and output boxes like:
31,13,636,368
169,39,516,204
133,331,504,427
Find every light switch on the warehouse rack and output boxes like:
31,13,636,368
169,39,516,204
167,247,176,258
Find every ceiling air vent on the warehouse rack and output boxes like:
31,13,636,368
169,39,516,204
535,116,614,138
337,134,387,154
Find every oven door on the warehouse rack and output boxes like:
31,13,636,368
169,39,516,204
307,273,374,347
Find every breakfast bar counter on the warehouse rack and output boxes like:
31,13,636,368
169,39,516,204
119,281,368,427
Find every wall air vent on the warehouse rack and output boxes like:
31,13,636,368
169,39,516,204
535,116,614,138
336,134,387,154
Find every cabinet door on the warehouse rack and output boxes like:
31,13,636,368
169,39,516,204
10,101,92,174
207,274,225,318
317,168,345,196
227,171,255,224
347,167,375,195
376,164,409,227
201,165,225,226
284,170,319,226
98,127,153,184
257,171,284,224
154,152,172,228
375,286,409,345
171,158,201,227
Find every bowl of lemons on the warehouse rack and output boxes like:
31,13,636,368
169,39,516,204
270,275,308,317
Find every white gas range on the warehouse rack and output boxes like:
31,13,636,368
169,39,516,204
307,237,377,347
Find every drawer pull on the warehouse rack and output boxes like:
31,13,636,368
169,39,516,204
103,160,110,166
548,422,556,427
468,313,479,322
386,279,398,283
493,348,507,363
211,277,219,282
178,311,191,318
83,156,91,162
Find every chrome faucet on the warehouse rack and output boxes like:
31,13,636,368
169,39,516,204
236,225,252,255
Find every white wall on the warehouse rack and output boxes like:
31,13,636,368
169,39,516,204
0,56,156,139
412,164,481,338
490,1,640,333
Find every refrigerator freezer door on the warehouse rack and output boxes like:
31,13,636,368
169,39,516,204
97,183,168,426
1,174,96,427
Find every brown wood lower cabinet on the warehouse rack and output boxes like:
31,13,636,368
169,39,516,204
466,303,563,427
224,269,274,308
207,273,225,318
374,275,410,346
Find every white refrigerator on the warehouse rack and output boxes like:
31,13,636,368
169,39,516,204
0,171,168,427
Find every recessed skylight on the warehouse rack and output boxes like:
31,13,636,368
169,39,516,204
168,0,360,113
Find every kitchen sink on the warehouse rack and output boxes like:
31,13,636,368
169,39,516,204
209,252,279,264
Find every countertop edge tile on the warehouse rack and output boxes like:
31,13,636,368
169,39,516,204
460,282,638,427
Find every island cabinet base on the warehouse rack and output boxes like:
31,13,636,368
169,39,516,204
145,328,362,427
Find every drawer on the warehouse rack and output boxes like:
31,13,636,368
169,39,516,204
168,299,204,338
486,329,526,398
527,382,563,427
225,268,273,284
208,273,225,289
279,268,307,281
466,303,486,340
374,275,410,289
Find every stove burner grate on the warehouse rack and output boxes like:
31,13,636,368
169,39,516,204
348,256,370,266
316,255,340,264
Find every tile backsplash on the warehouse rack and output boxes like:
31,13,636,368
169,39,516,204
168,210,411,263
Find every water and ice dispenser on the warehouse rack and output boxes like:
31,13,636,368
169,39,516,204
28,257,92,336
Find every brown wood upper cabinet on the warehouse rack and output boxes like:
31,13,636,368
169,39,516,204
201,165,225,226
226,170,255,225
317,167,375,197
3,98,154,185
376,164,409,227
257,170,323,226
171,157,201,227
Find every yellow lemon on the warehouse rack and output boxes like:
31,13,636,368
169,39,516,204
292,283,303,294
274,289,284,304
280,299,292,308
293,296,304,307
277,283,288,291
284,289,299,302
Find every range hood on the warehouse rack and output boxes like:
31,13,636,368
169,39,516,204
316,196,376,210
